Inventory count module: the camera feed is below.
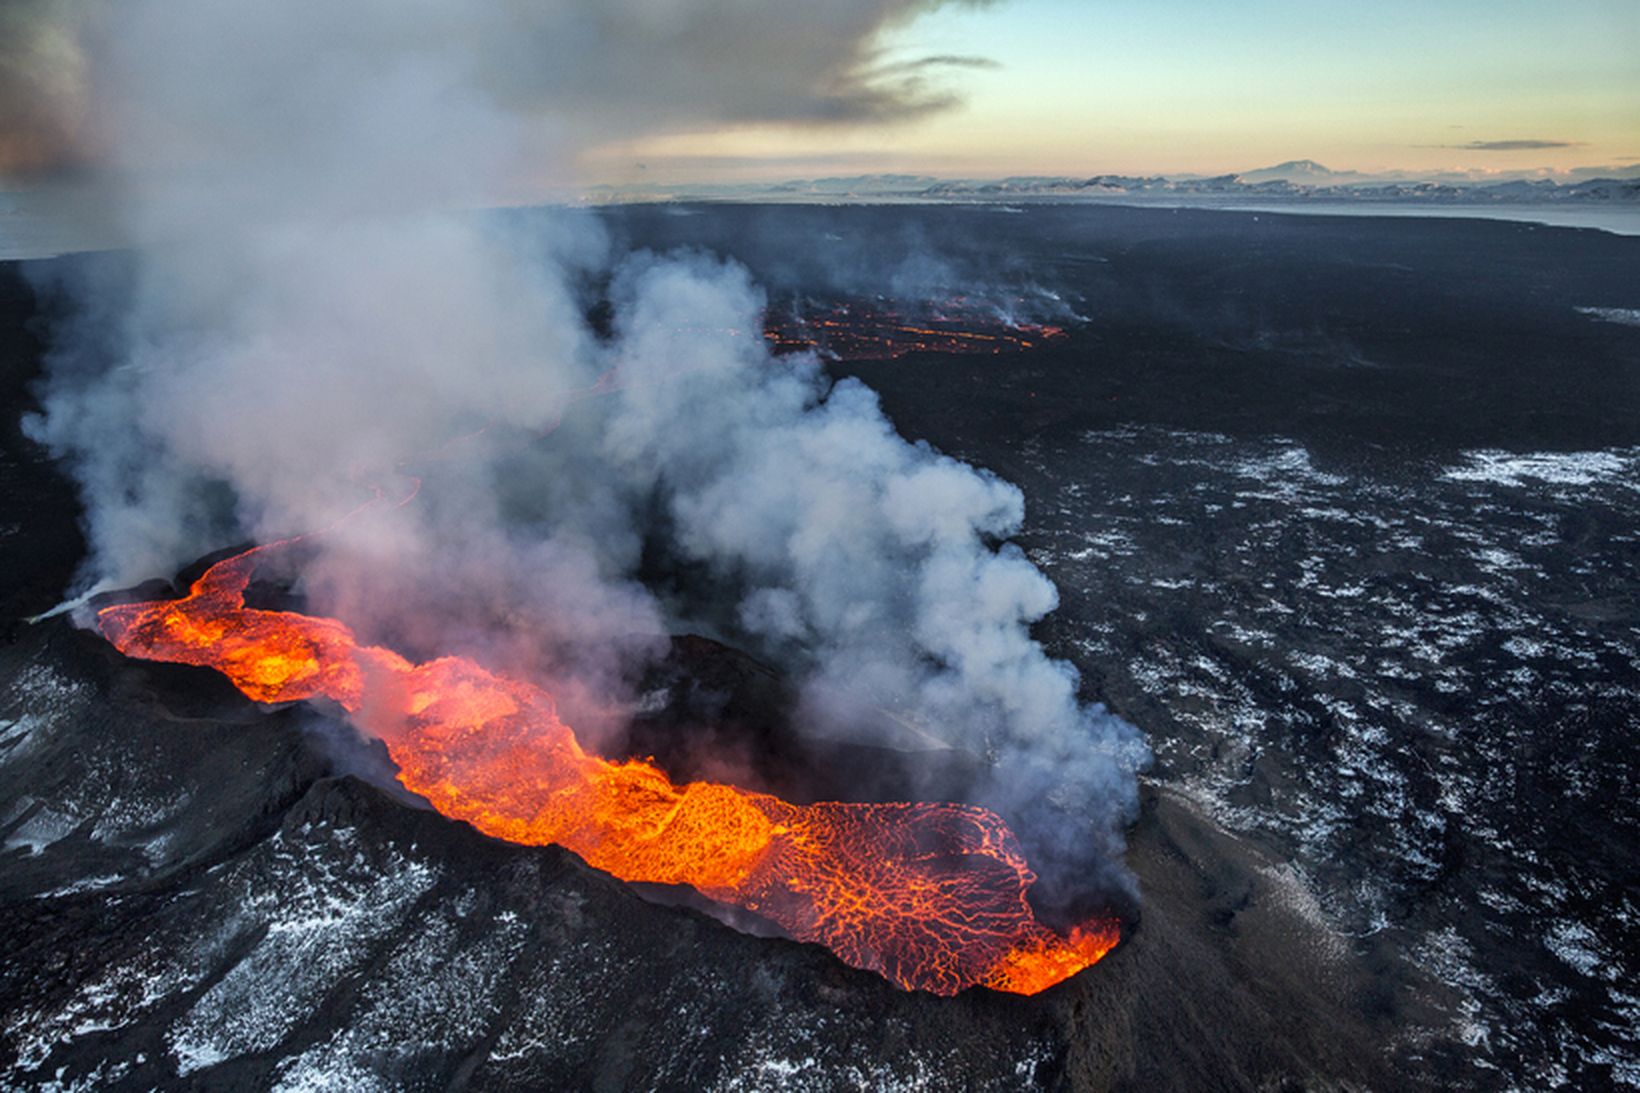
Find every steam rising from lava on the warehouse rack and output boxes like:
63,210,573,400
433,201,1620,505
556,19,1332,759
22,0,1146,928
97,542,1121,995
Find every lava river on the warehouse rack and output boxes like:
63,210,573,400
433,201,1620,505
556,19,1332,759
96,543,1119,995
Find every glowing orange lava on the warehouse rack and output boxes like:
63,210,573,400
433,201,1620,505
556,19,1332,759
763,300,1068,361
97,544,1119,995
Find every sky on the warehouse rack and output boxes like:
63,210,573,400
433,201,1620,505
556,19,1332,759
0,0,1636,198
586,0,1640,183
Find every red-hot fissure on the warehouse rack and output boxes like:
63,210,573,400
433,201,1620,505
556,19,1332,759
97,544,1119,995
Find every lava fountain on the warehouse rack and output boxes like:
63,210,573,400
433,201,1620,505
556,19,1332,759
97,541,1120,996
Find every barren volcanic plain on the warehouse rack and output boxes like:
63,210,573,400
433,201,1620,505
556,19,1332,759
3,203,1638,1089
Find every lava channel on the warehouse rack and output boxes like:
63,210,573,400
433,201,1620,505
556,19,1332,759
97,543,1120,995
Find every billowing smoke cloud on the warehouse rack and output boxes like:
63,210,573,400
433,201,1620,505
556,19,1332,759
21,0,1145,911
0,0,93,176
595,254,1140,901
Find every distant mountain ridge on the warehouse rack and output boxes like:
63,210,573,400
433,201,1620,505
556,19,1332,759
918,169,1640,204
599,162,1640,206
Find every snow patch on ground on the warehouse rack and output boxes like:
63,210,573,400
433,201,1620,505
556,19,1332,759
168,837,438,1075
1575,306,1640,327
1441,449,1639,490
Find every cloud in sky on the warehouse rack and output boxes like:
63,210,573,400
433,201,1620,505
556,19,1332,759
886,54,1003,72
0,0,93,176
0,0,1000,182
1463,139,1585,151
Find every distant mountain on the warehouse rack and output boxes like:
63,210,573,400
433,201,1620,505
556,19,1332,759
1237,160,1368,185
916,172,1640,205
767,174,944,195
596,167,1640,208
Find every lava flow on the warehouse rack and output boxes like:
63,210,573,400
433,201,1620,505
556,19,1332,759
763,297,1068,361
97,544,1120,996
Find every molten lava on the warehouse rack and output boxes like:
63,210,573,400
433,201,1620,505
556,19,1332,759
97,544,1119,995
763,297,1068,361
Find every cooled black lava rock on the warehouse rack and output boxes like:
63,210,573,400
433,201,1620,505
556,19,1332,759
0,618,1392,1091
5,204,1639,1089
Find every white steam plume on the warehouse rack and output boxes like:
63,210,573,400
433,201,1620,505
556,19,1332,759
19,0,1145,905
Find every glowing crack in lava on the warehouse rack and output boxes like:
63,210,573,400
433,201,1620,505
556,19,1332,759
97,543,1120,995
763,298,1069,361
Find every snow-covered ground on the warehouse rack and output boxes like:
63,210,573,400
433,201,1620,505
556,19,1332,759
1023,426,1640,1087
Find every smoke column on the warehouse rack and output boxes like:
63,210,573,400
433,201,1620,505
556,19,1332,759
18,0,1146,912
